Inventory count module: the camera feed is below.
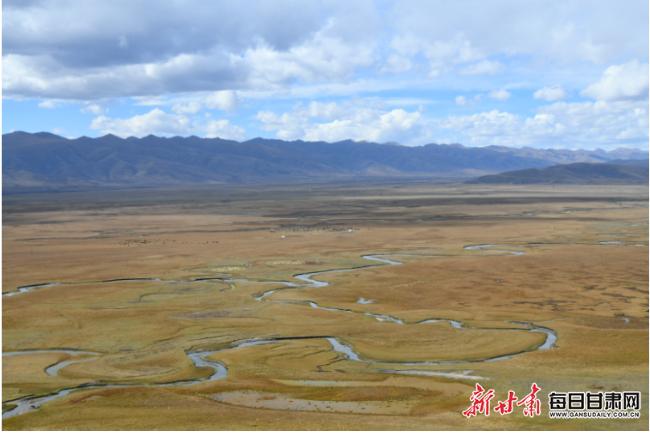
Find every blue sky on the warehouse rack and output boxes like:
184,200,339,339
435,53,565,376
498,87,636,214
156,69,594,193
3,0,649,150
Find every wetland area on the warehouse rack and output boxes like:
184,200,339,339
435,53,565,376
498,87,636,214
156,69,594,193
2,183,648,429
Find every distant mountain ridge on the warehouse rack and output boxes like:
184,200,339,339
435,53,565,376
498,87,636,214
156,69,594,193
3,131,648,190
470,161,649,184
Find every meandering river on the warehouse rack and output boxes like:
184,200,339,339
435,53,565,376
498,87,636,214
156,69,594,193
3,248,557,419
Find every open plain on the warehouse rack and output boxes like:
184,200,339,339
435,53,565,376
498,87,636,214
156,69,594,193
2,183,648,430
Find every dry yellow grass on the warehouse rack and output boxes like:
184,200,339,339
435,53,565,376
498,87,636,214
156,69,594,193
2,184,648,430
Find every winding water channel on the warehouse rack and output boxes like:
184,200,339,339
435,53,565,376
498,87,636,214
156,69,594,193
3,248,557,419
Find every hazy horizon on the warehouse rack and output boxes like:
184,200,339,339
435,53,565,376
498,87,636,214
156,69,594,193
6,130,650,154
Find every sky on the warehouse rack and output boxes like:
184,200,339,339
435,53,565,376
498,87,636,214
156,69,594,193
2,0,649,150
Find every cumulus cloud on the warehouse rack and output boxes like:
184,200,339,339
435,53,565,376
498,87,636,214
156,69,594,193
537,100,647,145
3,0,649,151
204,119,246,140
257,101,423,144
262,99,647,149
240,30,375,87
4,30,374,101
533,86,566,101
433,99,648,148
436,110,518,144
489,89,511,100
582,60,649,101
37,99,61,109
385,33,489,77
390,0,648,65
2,1,379,100
4,1,648,106
205,90,238,111
3,51,247,99
171,90,239,114
81,103,105,115
3,0,342,68
90,108,245,140
91,109,191,137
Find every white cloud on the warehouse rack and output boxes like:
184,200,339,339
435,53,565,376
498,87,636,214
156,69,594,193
82,103,104,115
533,86,566,101
171,90,239,114
582,60,649,101
489,89,511,100
3,0,649,152
257,101,423,144
239,29,375,87
537,100,648,146
204,119,246,140
391,0,648,66
4,30,376,100
91,108,191,137
90,108,245,140
171,100,203,114
2,1,379,100
305,108,420,143
305,101,340,118
437,110,518,144
3,51,246,100
432,99,648,149
205,90,238,111
3,0,357,69
37,99,61,109
386,33,488,78
460,60,503,75
425,36,484,76
3,0,648,106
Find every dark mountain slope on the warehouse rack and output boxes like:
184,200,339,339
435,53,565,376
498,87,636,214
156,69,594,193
470,161,649,184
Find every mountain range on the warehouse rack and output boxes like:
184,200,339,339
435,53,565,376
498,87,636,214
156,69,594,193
471,160,649,184
3,131,648,190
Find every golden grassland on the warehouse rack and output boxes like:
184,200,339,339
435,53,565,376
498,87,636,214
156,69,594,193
2,183,648,430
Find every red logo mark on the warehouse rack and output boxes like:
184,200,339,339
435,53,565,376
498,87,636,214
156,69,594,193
463,383,542,418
